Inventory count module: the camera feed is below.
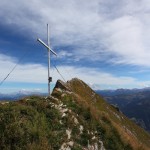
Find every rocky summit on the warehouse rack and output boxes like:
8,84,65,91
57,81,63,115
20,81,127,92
0,78,150,150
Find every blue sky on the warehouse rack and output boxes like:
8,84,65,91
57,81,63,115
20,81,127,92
0,0,150,94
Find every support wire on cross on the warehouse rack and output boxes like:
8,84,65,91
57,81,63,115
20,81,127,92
51,62,66,83
0,52,28,86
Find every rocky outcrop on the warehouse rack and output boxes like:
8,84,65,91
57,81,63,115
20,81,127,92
54,80,71,92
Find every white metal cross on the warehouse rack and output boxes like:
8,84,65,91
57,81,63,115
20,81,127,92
37,24,57,96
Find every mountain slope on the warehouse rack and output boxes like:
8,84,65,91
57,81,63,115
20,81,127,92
0,78,150,150
122,95,150,132
98,90,150,132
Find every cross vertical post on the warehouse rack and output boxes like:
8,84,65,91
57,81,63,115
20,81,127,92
47,24,50,95
37,24,57,96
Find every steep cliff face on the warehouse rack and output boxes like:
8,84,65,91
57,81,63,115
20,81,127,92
0,78,150,150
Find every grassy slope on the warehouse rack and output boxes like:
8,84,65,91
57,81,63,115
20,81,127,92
0,96,65,150
67,78,150,150
0,78,150,150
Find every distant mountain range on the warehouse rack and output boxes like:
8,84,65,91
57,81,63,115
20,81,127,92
97,87,150,96
0,91,47,100
96,88,150,133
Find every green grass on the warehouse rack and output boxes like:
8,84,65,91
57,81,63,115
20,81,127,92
0,97,65,150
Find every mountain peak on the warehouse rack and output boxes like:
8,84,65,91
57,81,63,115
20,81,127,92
54,78,89,94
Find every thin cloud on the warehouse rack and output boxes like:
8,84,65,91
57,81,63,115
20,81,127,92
57,50,73,59
1,0,150,67
0,54,150,90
